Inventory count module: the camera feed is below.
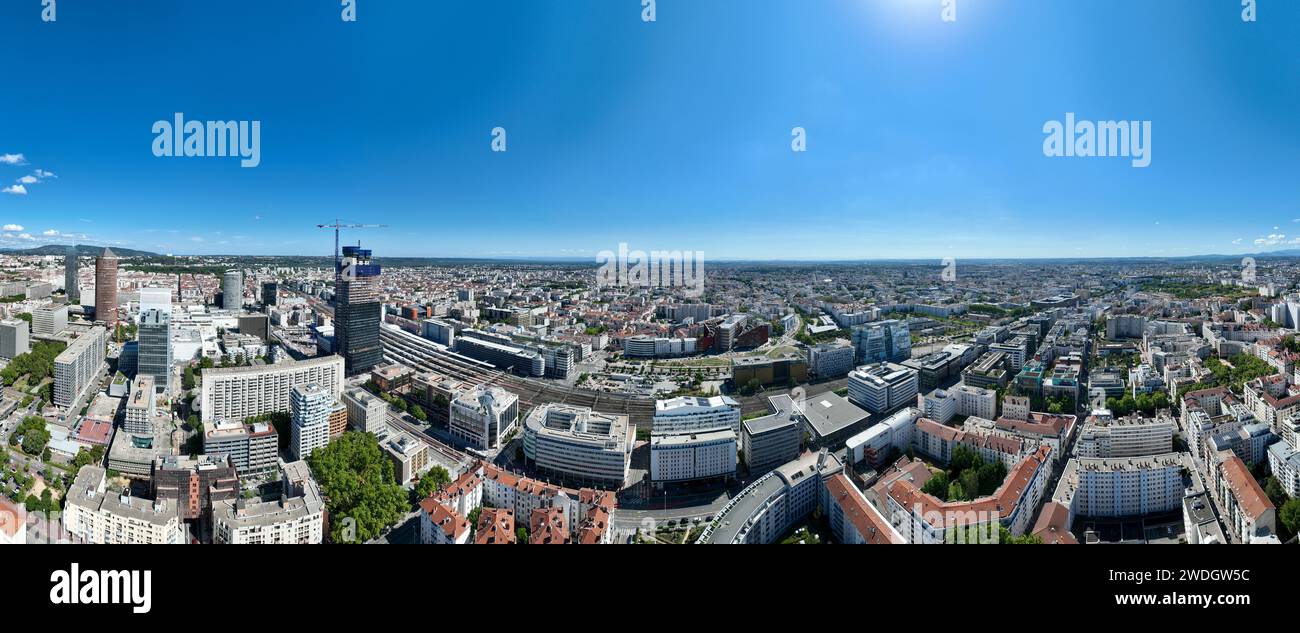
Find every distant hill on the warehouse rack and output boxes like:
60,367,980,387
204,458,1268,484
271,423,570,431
0,244,159,257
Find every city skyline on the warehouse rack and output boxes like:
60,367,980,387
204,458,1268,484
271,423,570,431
2,0,1298,261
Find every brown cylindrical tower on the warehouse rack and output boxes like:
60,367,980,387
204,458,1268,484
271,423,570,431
95,247,119,327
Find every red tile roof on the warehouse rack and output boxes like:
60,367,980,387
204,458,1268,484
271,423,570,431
825,473,903,544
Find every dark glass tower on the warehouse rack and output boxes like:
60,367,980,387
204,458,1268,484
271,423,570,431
64,245,80,302
334,245,382,375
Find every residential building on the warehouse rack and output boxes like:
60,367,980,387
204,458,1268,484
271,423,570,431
198,355,345,423
650,429,737,483
212,461,325,544
63,467,185,544
54,325,107,407
290,383,333,460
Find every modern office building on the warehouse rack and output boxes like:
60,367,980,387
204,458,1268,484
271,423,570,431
261,281,278,308
455,330,545,377
137,309,172,393
94,247,119,327
63,466,185,544
651,395,741,436
847,363,919,414
198,355,345,423
961,351,1010,390
851,319,911,364
741,406,802,475
449,386,519,450
920,388,958,424
54,325,108,407
420,318,456,347
808,342,856,378
237,313,271,343
64,245,80,303
522,404,634,488
222,269,243,310
290,383,333,460
0,318,29,360
334,245,383,375
124,375,155,435
203,419,279,476
32,303,68,337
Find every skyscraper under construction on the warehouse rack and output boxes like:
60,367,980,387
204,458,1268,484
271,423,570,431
334,245,382,375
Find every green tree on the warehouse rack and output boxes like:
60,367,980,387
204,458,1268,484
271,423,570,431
921,471,950,501
410,404,427,422
308,432,408,544
515,527,528,544
414,466,451,500
1279,499,1300,539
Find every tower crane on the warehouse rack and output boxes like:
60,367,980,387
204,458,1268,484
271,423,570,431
316,219,387,280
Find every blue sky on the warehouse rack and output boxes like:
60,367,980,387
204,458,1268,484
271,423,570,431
1,0,1297,259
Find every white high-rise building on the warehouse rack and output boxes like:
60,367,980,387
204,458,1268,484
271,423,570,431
54,326,107,408
290,383,332,460
199,355,345,423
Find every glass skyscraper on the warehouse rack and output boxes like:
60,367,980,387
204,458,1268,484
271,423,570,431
138,309,173,393
334,245,383,375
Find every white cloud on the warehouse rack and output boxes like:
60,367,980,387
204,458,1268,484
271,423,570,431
17,233,33,240
2,185,27,195
190,236,204,242
2,224,23,231
17,175,37,184
1255,233,1300,247
33,169,55,179
42,229,60,236
0,154,26,165
1231,238,1243,245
